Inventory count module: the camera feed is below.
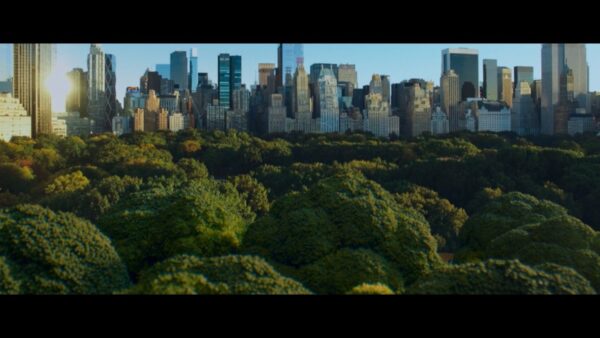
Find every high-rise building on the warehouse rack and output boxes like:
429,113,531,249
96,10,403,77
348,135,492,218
87,44,108,134
406,83,431,137
66,68,88,117
198,73,209,87
362,77,399,138
267,93,286,133
431,107,449,135
228,86,250,132
338,64,358,96
0,93,31,141
170,51,188,92
169,112,184,132
440,69,461,132
218,53,231,108
140,69,162,95
133,108,144,132
112,115,131,136
381,75,391,104
292,63,311,121
277,44,303,87
442,48,479,101
230,55,242,107
105,54,117,127
156,64,170,79
369,74,383,96
144,90,160,132
483,59,498,100
13,43,53,137
310,63,338,86
259,63,275,87
316,67,339,133
157,108,168,130
189,48,198,93
512,81,538,135
497,67,513,108
513,66,534,94
206,104,228,131
541,44,589,134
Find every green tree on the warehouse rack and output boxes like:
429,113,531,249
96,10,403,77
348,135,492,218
98,178,255,276
408,260,594,294
0,163,35,194
347,283,395,295
44,170,90,195
393,183,468,251
297,248,404,294
244,171,441,289
127,255,311,295
0,204,130,294
229,174,270,216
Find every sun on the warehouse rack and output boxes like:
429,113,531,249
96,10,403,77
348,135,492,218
45,62,71,113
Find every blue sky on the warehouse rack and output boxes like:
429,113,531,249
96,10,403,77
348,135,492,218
2,44,600,112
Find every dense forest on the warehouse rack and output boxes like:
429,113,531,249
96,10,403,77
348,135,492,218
1,129,600,294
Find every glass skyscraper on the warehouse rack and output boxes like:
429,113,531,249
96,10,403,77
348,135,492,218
156,64,170,79
541,44,589,134
170,51,188,91
218,53,231,108
514,66,534,89
277,44,303,87
230,55,242,106
483,59,498,100
442,48,479,101
189,48,198,93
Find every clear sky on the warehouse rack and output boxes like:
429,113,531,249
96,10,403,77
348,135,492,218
2,44,600,112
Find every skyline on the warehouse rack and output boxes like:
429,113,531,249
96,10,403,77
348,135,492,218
2,44,600,112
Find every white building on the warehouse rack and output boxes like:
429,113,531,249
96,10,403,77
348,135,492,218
112,115,132,136
56,111,91,136
51,117,67,137
465,109,477,132
477,100,511,132
0,93,31,141
169,112,184,132
430,106,449,135
568,109,596,135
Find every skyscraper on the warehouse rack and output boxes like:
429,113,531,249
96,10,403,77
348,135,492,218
189,48,198,93
218,54,231,108
277,44,303,87
316,67,339,133
267,93,286,133
259,63,275,87
440,69,461,132
292,63,311,120
230,55,242,107
442,48,479,101
513,66,534,92
381,75,391,104
483,59,498,100
66,68,88,117
338,64,358,92
87,44,107,133
497,67,513,108
156,64,170,79
407,83,431,137
310,63,339,86
170,51,188,91
512,81,537,135
105,54,117,128
541,44,589,134
13,43,53,137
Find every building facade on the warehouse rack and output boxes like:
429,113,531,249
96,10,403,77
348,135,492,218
0,93,31,141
